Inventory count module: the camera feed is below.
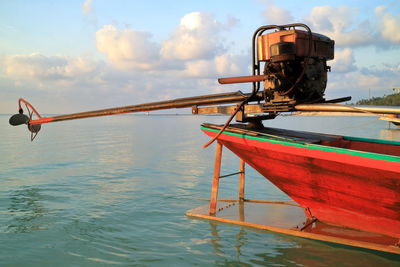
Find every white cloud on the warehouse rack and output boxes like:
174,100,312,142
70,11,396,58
260,4,375,47
94,12,245,78
4,7,398,114
5,54,65,80
183,54,247,78
260,2,400,49
82,0,97,26
96,25,161,70
261,1,294,24
306,6,374,47
327,63,400,101
4,53,98,82
0,53,109,113
375,6,400,44
215,54,247,76
330,48,356,73
82,0,93,16
160,12,235,61
1,11,247,112
0,50,248,113
184,60,215,78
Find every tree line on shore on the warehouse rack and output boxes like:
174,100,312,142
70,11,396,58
355,93,400,106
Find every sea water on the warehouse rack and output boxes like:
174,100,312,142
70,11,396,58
0,114,399,266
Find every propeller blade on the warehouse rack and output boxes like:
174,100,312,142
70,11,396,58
9,114,30,126
28,124,41,133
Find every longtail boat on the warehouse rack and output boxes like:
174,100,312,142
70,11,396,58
9,24,400,254
190,123,400,253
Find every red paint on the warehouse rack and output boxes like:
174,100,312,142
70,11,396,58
29,116,55,125
202,128,400,238
320,139,400,157
17,98,56,125
18,98,42,119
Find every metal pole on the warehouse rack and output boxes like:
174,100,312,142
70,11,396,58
27,91,253,125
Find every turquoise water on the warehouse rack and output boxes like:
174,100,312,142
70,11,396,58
1,114,399,266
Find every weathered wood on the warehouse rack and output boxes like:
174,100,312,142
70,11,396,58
295,103,400,114
380,115,400,126
195,104,263,115
239,159,245,201
187,201,400,255
195,102,400,116
209,141,223,215
197,198,298,205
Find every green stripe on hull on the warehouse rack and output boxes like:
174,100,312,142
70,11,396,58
343,135,400,146
201,127,400,163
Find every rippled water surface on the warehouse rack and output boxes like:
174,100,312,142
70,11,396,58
1,114,399,266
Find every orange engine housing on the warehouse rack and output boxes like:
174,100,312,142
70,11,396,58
257,29,334,61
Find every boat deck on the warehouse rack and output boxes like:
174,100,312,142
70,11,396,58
202,123,340,144
187,200,400,254
202,123,400,156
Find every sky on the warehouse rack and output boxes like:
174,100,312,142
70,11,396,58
1,0,400,114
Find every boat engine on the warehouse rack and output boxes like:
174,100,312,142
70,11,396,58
258,25,334,106
219,24,335,108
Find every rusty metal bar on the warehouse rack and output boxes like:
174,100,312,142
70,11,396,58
29,91,260,125
218,75,265,84
209,141,223,215
219,171,243,179
300,218,318,231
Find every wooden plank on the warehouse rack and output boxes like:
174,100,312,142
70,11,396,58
187,202,400,255
209,141,223,215
380,116,400,124
239,159,245,201
295,103,400,115
197,198,299,206
196,104,264,115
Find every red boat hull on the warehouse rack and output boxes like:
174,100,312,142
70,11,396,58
202,125,400,238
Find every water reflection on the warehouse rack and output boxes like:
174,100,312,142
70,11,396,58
207,222,400,266
209,222,223,256
234,229,247,261
209,221,251,265
7,188,48,233
2,115,399,265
